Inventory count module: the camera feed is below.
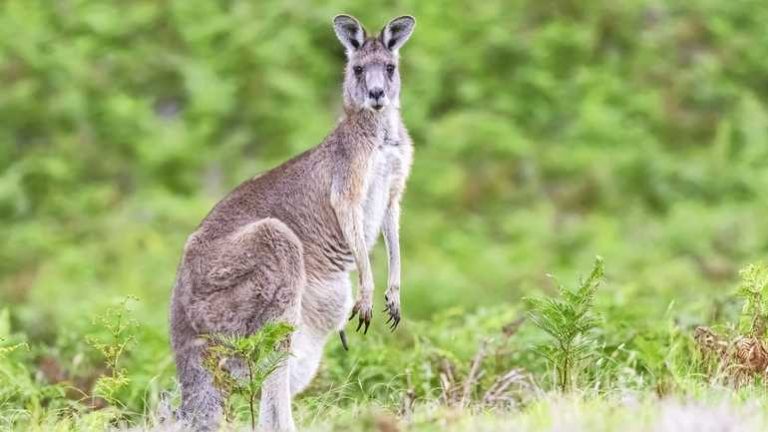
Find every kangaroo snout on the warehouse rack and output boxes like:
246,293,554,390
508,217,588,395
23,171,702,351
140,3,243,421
368,88,387,110
368,88,384,100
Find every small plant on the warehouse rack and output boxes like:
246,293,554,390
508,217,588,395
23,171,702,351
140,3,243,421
0,338,27,358
736,263,768,337
85,297,138,407
0,308,30,393
0,307,27,359
525,257,604,391
695,262,768,386
203,322,294,430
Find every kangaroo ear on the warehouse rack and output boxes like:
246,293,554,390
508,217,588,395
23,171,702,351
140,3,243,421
380,16,416,52
333,14,366,54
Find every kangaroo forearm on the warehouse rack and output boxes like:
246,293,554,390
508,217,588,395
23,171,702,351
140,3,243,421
336,205,374,294
381,202,403,330
382,206,401,288
351,232,373,293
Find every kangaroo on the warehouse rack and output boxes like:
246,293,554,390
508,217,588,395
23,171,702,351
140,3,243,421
169,14,416,431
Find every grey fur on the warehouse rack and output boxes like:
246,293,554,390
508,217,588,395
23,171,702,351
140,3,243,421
170,14,415,432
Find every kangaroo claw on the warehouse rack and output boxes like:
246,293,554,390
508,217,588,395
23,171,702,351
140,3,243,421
350,298,372,334
383,290,401,332
339,330,349,351
389,315,400,331
356,315,371,334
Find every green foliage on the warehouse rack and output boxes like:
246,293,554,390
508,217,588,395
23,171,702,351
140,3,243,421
526,257,604,391
736,263,768,337
0,310,27,359
85,297,138,407
203,322,294,428
0,308,71,431
3,0,768,327
0,308,30,398
1,0,768,429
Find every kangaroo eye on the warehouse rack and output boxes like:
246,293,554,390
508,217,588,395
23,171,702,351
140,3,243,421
353,66,363,75
386,64,396,75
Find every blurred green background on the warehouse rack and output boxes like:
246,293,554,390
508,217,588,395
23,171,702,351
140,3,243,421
1,0,768,418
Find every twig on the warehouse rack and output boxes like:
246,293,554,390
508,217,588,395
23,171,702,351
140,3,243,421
399,369,416,418
461,339,488,408
502,317,526,339
439,358,457,404
482,369,527,407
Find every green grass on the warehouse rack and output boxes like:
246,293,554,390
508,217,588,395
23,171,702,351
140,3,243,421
4,262,768,430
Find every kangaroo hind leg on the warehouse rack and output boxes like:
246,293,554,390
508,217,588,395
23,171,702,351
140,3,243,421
178,218,305,431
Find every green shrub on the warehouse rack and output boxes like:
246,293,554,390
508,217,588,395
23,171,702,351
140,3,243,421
525,257,604,391
203,322,294,428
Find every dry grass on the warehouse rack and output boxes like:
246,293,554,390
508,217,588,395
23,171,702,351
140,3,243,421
694,326,768,386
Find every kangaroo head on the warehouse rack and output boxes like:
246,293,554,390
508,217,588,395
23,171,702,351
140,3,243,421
333,15,416,114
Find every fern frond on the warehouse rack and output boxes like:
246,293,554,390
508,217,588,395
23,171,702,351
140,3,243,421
524,257,605,391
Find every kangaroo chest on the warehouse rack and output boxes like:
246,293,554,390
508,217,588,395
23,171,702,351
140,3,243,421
362,142,404,248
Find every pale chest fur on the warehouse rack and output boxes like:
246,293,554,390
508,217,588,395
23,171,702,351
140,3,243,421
361,118,411,248
362,148,396,246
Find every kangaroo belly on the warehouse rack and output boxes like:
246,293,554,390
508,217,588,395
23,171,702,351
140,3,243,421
300,273,353,333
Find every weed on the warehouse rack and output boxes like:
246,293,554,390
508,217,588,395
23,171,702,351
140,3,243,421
202,322,294,429
525,257,604,391
85,297,139,407
737,264,768,337
695,263,768,386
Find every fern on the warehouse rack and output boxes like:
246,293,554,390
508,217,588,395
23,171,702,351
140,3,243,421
736,263,768,337
203,322,294,429
85,297,138,407
0,308,27,359
525,256,604,391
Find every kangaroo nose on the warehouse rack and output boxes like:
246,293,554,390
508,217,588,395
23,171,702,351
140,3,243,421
368,88,384,100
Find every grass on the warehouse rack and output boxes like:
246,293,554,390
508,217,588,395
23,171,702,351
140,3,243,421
5,261,768,431
296,394,768,432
